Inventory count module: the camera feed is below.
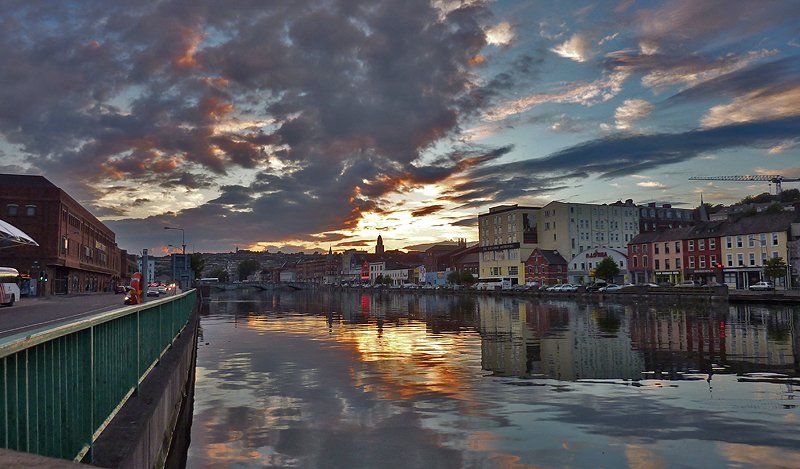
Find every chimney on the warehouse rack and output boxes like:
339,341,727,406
663,203,672,209
625,199,633,205
648,202,656,207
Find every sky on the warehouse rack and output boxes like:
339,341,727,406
1,0,799,254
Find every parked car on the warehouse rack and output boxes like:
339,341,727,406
620,283,636,289
157,285,167,295
146,286,160,297
676,280,700,287
749,281,775,291
561,284,578,292
585,282,607,293
599,284,622,292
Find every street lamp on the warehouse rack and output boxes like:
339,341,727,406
164,226,186,254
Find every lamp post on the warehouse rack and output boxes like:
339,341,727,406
164,226,186,254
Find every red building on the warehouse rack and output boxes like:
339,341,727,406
682,225,723,284
525,249,568,285
0,174,122,295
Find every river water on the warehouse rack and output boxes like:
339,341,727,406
185,290,799,468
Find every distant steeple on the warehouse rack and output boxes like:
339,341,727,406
376,235,384,255
328,246,333,256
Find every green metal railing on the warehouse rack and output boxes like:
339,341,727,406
0,289,196,461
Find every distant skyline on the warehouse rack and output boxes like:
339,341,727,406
1,0,799,253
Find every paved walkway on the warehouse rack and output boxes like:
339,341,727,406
0,293,137,339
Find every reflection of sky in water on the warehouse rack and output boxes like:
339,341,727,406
187,290,800,468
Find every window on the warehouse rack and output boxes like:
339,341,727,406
688,240,694,251
760,233,767,246
665,259,671,269
772,232,779,246
508,266,518,275
655,259,660,270
748,234,754,248
761,252,767,264
61,236,69,255
689,256,695,268
25,205,36,216
664,243,670,254
737,236,743,248
654,244,660,254
633,256,638,267
6,204,18,216
675,242,681,253
709,238,716,250
727,254,733,267
643,256,648,267
675,258,681,268
699,256,706,268
710,255,717,266
726,236,732,249
737,253,743,266
773,251,779,258
699,239,705,250
749,253,755,266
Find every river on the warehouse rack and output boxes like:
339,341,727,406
184,289,799,468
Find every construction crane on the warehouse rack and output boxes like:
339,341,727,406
689,175,800,195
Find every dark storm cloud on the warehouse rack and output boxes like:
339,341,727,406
663,56,800,104
411,205,446,217
470,116,800,181
1,0,512,249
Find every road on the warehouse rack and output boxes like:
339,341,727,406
0,293,143,339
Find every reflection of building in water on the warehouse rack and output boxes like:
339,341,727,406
628,304,797,376
541,307,645,380
479,297,535,377
479,298,645,380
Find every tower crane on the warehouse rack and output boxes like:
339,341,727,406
688,175,800,195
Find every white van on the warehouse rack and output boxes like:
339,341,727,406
0,267,21,306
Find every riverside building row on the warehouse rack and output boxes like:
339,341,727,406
477,200,800,289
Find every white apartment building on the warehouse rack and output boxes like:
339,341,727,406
478,205,540,284
538,201,639,283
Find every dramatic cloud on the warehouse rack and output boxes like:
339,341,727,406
701,86,800,128
552,34,593,62
614,99,654,130
485,22,514,46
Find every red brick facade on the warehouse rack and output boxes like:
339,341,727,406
0,175,122,295
525,249,568,285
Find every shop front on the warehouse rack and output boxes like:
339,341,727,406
654,270,681,285
685,268,721,285
567,248,629,284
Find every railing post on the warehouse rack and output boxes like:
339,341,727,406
89,325,94,458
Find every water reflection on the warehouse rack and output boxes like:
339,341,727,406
188,290,800,468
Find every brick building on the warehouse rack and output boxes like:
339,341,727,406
0,174,122,294
525,249,568,285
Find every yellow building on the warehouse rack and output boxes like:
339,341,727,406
478,205,539,284
720,213,795,289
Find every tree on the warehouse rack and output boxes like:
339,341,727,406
460,272,476,285
190,253,205,279
764,203,785,215
763,256,787,283
237,259,261,281
447,271,461,285
594,257,620,282
208,268,229,283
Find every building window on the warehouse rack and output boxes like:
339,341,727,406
643,256,648,267
737,236,743,248
665,259,671,269
737,254,743,266
6,204,18,216
689,256,695,268
748,234,755,248
508,266,518,275
688,240,694,251
655,259,660,270
654,244,660,254
633,256,638,267
25,205,37,216
772,232,779,246
664,243,670,254
699,239,705,250
710,255,717,266
699,256,706,268
749,253,755,266
727,254,732,267
676,258,681,268
726,236,732,249
675,242,680,253
709,239,715,250
772,251,779,258
61,236,69,255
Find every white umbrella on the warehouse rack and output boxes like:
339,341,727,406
0,219,39,250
